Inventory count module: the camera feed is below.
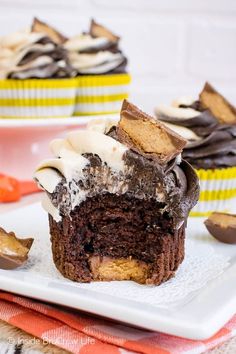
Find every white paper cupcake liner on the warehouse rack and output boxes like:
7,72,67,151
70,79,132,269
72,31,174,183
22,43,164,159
190,167,236,217
74,74,131,116
0,78,77,118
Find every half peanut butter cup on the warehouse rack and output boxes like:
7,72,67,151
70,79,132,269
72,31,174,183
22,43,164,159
200,82,236,125
118,100,187,165
0,227,34,270
204,212,236,244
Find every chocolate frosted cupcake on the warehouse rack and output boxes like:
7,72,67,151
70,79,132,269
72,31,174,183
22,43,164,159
0,18,76,118
64,19,130,116
155,82,236,216
0,18,130,118
35,100,199,285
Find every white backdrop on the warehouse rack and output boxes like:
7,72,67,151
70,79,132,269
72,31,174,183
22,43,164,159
0,0,235,113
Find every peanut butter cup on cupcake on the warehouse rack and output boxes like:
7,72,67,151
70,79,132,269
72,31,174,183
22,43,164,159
155,82,236,216
35,100,199,284
64,19,130,116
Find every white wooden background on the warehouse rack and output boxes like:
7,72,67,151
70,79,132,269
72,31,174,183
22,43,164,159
0,0,235,113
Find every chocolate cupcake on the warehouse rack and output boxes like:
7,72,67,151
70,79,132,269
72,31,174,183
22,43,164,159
0,18,76,118
35,100,199,285
0,18,130,118
64,19,130,116
155,82,236,216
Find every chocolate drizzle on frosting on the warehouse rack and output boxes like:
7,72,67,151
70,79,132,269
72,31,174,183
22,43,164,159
35,100,199,227
64,19,127,75
0,20,75,79
155,83,236,169
0,17,128,79
157,108,216,128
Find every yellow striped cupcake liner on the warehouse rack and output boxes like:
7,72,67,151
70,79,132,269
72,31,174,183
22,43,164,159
0,78,77,118
74,74,131,116
190,166,236,217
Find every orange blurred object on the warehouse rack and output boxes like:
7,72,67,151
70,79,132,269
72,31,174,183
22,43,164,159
0,174,41,203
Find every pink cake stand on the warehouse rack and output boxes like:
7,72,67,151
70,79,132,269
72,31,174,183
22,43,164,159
0,116,101,180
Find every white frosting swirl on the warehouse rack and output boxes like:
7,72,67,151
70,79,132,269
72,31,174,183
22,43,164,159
0,30,49,78
64,34,109,52
34,168,62,193
0,28,72,79
64,31,126,74
41,193,61,222
0,23,126,77
87,116,119,134
154,101,204,144
155,105,200,119
171,96,195,108
35,129,128,187
67,130,127,171
162,122,201,142
35,130,128,220
68,50,124,74
0,30,44,51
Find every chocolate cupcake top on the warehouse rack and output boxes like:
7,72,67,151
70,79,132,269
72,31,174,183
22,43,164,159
64,19,127,75
155,83,236,169
34,100,199,227
0,18,127,79
0,18,75,79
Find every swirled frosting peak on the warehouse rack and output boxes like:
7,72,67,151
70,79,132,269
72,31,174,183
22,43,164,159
0,18,127,78
0,18,75,79
64,19,127,75
155,82,236,169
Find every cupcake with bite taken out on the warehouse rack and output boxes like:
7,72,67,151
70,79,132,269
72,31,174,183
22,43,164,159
155,82,236,216
34,100,199,284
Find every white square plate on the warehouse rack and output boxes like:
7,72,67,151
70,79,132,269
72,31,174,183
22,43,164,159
0,202,236,340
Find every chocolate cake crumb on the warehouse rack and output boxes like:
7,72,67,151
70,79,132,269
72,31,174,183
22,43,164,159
35,100,199,285
49,193,185,285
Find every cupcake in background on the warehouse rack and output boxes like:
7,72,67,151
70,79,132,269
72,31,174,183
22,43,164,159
65,19,130,116
155,82,236,216
0,18,76,118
